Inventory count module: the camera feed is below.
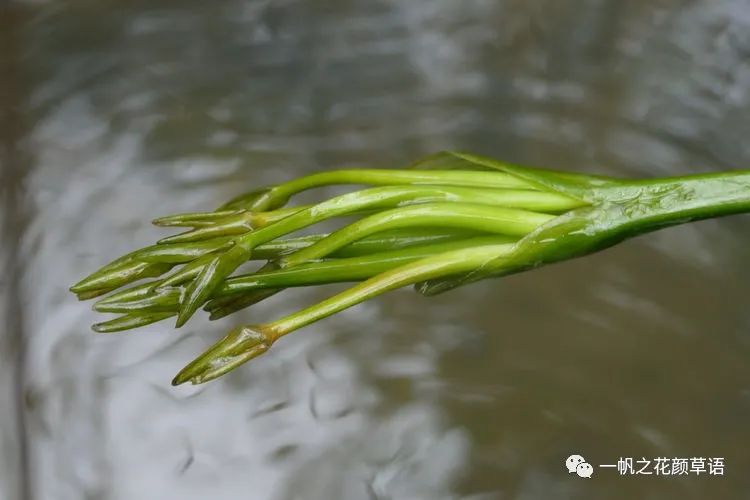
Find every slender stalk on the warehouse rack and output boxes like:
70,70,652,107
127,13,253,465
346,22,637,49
417,169,750,295
172,242,515,385
78,185,573,297
94,228,481,307
167,188,565,325
251,227,482,260
219,169,542,211
163,197,550,326
228,185,576,254
95,236,518,315
160,187,581,245
610,171,750,226
205,234,520,319
277,203,552,268
230,236,516,292
275,243,514,334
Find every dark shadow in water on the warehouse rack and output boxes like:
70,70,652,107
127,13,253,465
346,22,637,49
0,3,31,500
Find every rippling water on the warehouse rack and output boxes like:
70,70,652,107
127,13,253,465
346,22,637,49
2,1,750,499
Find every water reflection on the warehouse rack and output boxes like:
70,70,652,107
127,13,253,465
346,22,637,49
3,1,750,499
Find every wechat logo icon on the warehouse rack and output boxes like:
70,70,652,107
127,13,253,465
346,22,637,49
566,454,594,478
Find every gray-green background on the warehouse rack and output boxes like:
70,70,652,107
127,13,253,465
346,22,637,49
2,1,750,499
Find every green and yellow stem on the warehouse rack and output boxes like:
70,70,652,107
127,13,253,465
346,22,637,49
93,228,481,308
172,242,515,385
276,203,552,268
232,185,575,252
167,186,571,326
71,151,750,386
218,168,542,211
94,236,518,315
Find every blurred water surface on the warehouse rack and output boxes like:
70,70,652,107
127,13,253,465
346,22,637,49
2,1,750,499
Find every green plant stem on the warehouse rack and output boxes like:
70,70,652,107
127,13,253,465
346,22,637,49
173,242,515,384
220,169,543,211
207,235,520,319
234,186,564,252
94,228,481,308
277,203,552,267
251,227,482,260
167,200,554,327
160,186,563,287
175,169,750,384
73,149,750,386
75,184,579,297
418,169,750,295
274,243,514,334
233,236,516,291
95,236,518,315
160,186,581,245
612,171,750,225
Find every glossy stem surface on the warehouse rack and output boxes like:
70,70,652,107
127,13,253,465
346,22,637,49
278,203,552,267
273,242,515,335
250,227,483,260
175,242,515,384
224,236,516,294
221,169,543,210
236,185,573,252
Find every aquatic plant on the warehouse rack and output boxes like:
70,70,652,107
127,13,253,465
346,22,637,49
71,152,750,385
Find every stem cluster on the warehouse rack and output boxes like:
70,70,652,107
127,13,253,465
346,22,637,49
72,151,750,385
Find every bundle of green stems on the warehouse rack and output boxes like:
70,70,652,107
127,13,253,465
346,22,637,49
71,152,750,385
